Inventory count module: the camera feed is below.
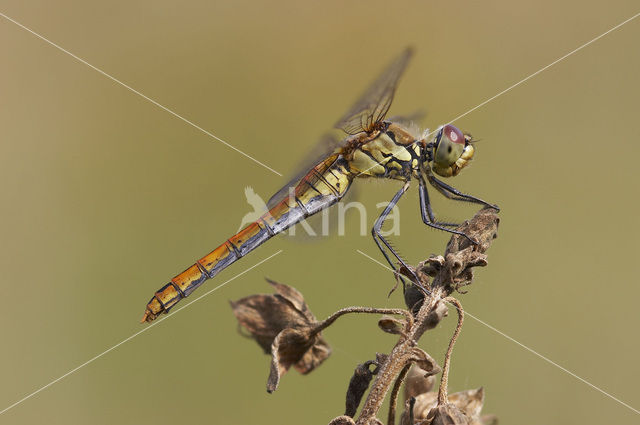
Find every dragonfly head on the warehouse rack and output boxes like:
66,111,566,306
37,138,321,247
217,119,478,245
430,124,475,177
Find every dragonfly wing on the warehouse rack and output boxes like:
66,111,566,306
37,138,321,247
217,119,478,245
267,133,343,209
388,109,426,127
335,47,414,135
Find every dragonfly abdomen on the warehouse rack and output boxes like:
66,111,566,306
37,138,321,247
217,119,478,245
141,155,353,322
141,221,272,322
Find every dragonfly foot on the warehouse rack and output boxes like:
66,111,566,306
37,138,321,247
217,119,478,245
441,222,460,228
461,232,480,245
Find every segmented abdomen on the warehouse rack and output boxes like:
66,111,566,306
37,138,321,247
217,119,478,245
141,155,352,322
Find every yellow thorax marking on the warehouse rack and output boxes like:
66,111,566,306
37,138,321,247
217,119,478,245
363,133,412,163
349,133,414,176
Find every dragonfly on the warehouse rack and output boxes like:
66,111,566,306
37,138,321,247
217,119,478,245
141,47,498,323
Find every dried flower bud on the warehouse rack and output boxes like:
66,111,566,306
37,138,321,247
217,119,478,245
444,208,499,254
401,388,491,425
345,360,379,417
421,301,449,333
404,365,437,400
425,403,470,425
410,347,441,377
230,279,330,393
448,388,484,421
408,208,499,295
328,416,356,425
402,283,425,314
378,316,406,335
400,392,438,425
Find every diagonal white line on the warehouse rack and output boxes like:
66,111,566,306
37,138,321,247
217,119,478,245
355,10,640,178
0,12,283,177
446,10,640,125
462,311,640,415
0,250,283,416
356,249,640,415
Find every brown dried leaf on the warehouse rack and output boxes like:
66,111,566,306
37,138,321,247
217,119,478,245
266,324,331,393
230,293,309,353
266,278,309,313
231,279,330,393
294,336,331,374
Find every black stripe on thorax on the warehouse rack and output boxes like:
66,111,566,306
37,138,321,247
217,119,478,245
311,168,340,197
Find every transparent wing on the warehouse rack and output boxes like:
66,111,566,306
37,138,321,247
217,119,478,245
335,47,414,135
267,133,342,209
387,110,426,127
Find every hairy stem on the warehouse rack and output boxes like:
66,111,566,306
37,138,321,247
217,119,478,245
314,307,413,335
437,297,464,405
387,364,411,425
356,289,445,424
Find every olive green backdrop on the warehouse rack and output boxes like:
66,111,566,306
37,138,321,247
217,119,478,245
1,1,639,424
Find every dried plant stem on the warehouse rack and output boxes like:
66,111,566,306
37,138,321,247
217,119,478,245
356,287,446,424
437,297,464,405
387,364,411,425
353,208,499,424
314,307,414,334
234,208,499,425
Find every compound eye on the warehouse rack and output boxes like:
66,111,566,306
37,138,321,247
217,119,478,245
434,124,465,167
443,124,465,145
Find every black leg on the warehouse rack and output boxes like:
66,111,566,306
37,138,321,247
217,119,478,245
427,174,499,211
419,180,476,243
418,180,459,228
372,182,415,284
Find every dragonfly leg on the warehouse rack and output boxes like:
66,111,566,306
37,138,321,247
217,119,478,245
418,179,459,228
419,179,477,244
427,174,500,211
371,182,419,286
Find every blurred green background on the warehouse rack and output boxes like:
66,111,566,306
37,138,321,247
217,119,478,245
1,1,639,424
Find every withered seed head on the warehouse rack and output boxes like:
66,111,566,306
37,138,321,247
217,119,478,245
404,365,437,401
328,416,356,425
230,279,331,393
378,316,407,335
425,403,470,425
401,388,487,425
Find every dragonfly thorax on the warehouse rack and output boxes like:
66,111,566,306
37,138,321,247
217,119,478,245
345,123,423,181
